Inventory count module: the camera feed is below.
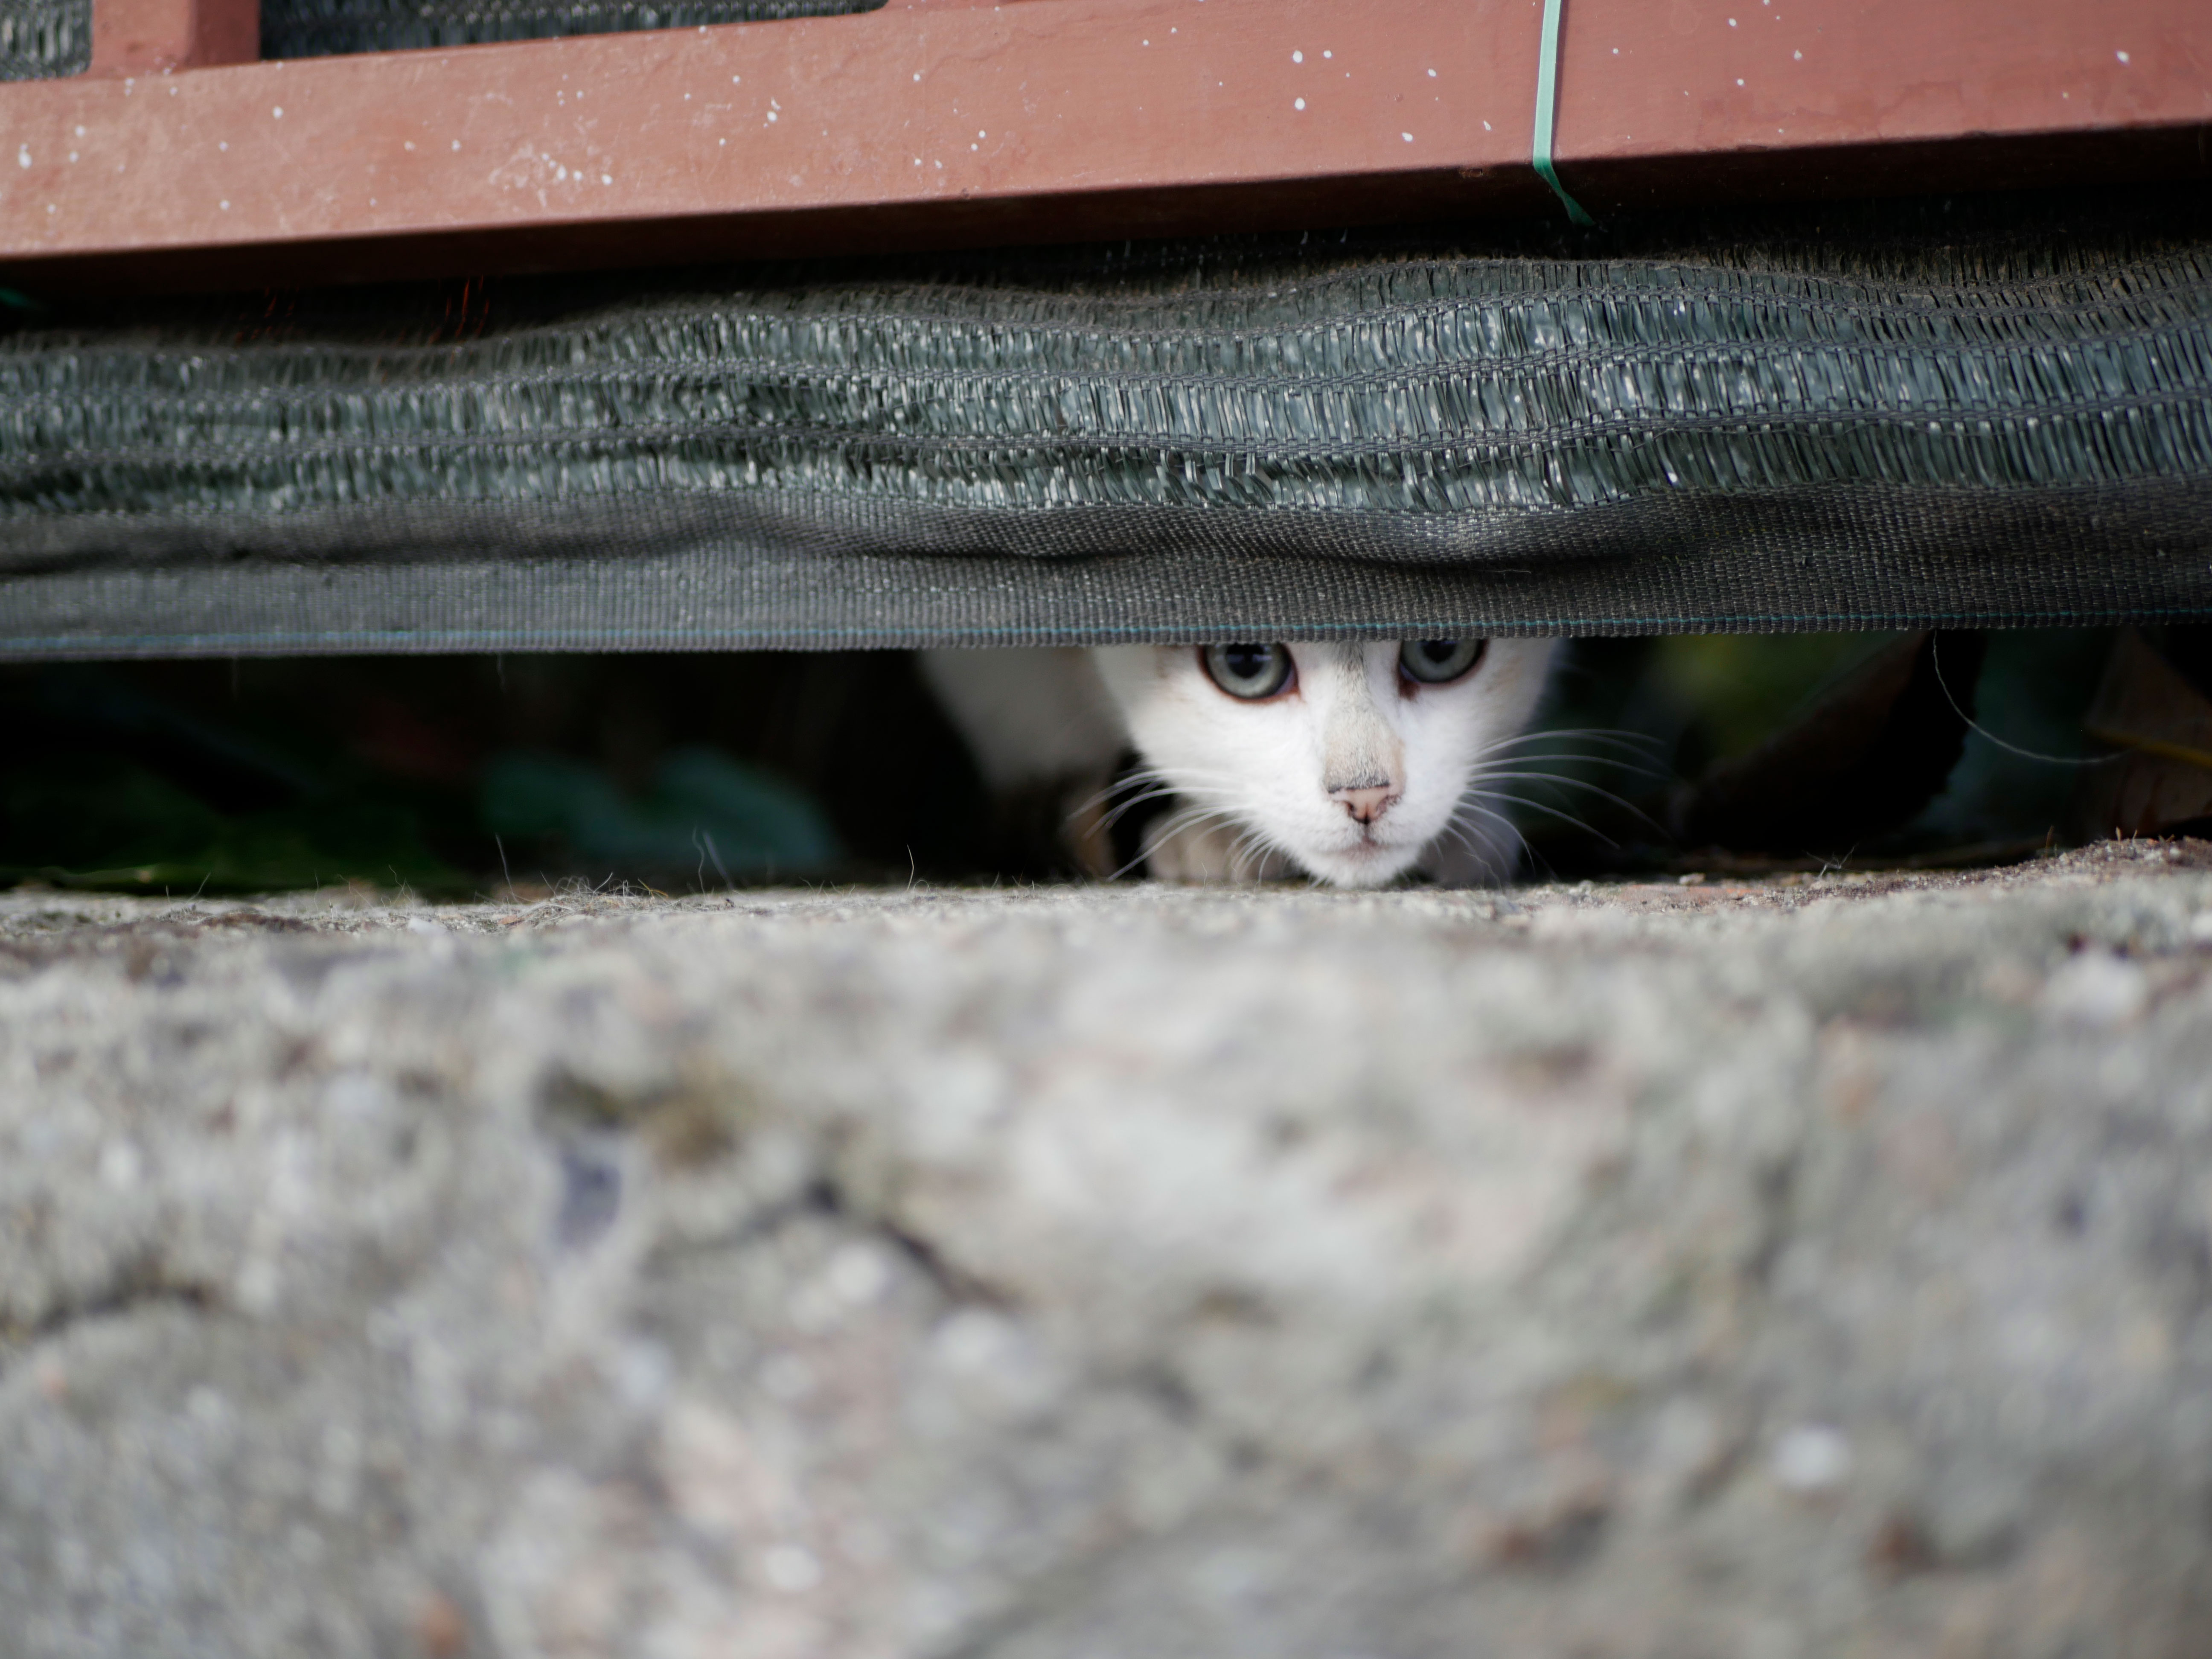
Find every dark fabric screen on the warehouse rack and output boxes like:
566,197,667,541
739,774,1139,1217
3,190,2208,658
0,0,90,80
260,0,884,58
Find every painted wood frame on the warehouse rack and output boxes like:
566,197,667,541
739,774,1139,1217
1,0,2207,294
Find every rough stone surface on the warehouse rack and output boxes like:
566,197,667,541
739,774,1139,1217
4,843,2212,1658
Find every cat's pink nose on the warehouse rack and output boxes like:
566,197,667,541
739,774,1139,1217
1333,785,1398,824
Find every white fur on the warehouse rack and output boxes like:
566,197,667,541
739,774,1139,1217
915,646,1125,791
920,640,1558,888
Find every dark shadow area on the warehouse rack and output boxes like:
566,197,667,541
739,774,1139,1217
0,651,993,896
1519,624,2212,877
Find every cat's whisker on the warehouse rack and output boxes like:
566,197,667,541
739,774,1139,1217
1144,789,1252,829
1083,762,1264,840
1072,774,1157,820
1105,816,1189,881
1106,845,1154,882
1473,729,1672,794
1463,764,1668,835
1478,748,1656,772
1228,829,1260,883
1437,818,1489,864
1474,791,1618,845
1106,800,1246,882
1100,768,1169,795
1483,754,1669,790
1094,785,1184,832
1079,762,1179,802
1455,800,1563,883
1193,807,1286,885
1087,770,1170,797
1228,821,1291,884
1440,805,1537,884
1481,726,1667,756
1466,768,1658,811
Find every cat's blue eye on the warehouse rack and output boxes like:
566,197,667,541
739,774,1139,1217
1202,643,1295,700
1399,639,1487,685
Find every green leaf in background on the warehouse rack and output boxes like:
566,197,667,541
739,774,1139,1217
480,746,842,885
0,753,464,894
1643,634,1908,760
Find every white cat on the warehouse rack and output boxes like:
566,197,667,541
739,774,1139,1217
920,639,1558,887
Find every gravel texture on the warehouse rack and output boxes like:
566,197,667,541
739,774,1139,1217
4,842,2212,1658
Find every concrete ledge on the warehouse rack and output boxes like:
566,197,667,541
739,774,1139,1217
3,844,2211,1656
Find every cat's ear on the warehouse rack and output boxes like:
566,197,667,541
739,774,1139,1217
917,647,1126,789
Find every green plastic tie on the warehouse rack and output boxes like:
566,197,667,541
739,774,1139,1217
1533,0,1595,226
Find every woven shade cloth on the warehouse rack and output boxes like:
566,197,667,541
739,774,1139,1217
3,190,2208,658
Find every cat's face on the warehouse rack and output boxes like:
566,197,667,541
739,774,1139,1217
1092,639,1558,888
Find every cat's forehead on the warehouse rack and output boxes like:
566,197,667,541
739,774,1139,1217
1285,641,1376,669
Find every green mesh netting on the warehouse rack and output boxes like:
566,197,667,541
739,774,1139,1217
261,0,882,58
2,190,2209,658
0,0,90,80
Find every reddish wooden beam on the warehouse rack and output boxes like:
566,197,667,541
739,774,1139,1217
88,0,257,78
2,0,2206,295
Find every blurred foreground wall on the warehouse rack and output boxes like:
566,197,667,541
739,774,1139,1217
3,844,2212,1657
